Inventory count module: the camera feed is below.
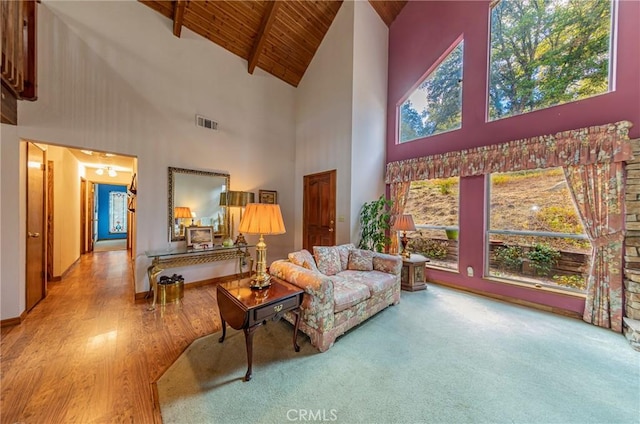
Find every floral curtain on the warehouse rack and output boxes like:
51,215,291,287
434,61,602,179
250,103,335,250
563,162,625,332
385,121,633,183
384,121,634,332
388,182,411,254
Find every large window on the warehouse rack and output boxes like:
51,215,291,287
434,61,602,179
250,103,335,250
489,0,613,120
399,40,463,143
404,178,460,271
487,168,591,292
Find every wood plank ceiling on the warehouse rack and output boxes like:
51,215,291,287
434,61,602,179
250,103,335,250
139,0,407,87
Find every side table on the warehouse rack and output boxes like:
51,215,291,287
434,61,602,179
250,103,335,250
216,276,304,381
401,254,428,291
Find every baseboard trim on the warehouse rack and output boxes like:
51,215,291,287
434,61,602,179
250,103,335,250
134,272,251,301
1,310,28,328
429,280,583,320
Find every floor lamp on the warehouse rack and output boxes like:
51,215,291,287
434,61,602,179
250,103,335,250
220,191,255,245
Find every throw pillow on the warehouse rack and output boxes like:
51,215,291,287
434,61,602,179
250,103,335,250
335,243,356,271
313,246,342,276
288,249,318,272
347,249,374,271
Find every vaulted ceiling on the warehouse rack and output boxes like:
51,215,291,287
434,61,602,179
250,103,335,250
139,0,407,87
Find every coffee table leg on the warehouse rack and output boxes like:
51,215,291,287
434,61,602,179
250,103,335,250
218,318,226,343
292,308,301,352
243,326,258,381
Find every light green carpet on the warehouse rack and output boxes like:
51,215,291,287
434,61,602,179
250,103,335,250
157,285,639,424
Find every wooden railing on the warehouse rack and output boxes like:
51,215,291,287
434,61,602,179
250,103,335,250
1,0,37,124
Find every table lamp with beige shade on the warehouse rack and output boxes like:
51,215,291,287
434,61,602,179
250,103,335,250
393,214,416,259
238,203,286,289
174,206,192,237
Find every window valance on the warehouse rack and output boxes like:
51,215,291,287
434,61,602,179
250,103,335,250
385,121,633,183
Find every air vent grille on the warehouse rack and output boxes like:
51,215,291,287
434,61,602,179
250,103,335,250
195,114,218,131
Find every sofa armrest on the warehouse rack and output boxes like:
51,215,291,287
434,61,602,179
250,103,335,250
269,259,336,332
270,260,333,299
372,252,402,275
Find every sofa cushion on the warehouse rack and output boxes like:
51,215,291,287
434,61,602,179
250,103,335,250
338,270,397,294
313,246,341,276
329,275,370,313
347,249,374,271
335,243,356,271
288,249,319,272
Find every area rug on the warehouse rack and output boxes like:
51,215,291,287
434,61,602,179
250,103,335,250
157,285,639,424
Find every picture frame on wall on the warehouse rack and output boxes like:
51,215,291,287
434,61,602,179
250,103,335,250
186,226,214,249
259,190,278,204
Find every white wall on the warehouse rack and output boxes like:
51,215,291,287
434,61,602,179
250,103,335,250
1,0,296,319
0,126,27,319
351,1,389,241
294,0,388,248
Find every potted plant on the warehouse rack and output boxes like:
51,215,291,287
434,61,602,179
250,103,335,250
358,195,393,253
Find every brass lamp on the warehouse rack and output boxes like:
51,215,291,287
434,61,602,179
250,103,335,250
174,206,192,236
220,191,255,245
238,203,286,289
394,214,416,259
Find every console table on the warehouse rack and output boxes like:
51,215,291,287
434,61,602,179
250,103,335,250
145,245,252,310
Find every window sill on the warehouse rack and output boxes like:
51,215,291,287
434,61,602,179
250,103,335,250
425,264,459,274
485,276,587,299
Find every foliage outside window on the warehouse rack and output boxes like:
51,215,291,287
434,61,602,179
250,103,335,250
404,178,460,271
487,168,592,292
399,40,463,143
489,0,613,120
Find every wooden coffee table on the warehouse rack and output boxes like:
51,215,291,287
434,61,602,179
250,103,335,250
216,276,304,381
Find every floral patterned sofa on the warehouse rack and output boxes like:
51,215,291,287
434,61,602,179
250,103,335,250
269,244,402,352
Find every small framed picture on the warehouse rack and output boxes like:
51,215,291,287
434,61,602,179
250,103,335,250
259,189,278,204
186,226,214,248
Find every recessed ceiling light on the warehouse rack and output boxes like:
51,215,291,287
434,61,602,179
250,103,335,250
81,150,93,155
105,153,115,157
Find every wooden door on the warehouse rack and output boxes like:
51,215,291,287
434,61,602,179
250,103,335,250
26,142,46,311
303,170,336,250
46,161,54,281
88,182,96,252
80,178,87,254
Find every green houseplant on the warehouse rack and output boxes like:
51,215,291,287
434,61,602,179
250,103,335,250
358,195,393,253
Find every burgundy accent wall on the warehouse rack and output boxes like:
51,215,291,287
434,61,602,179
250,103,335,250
387,0,639,314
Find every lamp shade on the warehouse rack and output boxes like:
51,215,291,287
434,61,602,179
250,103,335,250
220,191,255,207
174,206,192,219
393,214,416,231
238,203,286,235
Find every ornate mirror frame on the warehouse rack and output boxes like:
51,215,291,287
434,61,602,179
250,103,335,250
168,167,230,242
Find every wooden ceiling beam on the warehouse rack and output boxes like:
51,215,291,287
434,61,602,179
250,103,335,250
172,0,187,37
247,0,281,75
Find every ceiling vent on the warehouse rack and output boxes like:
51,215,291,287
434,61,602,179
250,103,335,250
195,114,218,131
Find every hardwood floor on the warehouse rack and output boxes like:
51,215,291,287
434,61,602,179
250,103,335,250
1,250,222,423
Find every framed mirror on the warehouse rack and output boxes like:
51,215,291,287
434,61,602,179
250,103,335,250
168,167,230,242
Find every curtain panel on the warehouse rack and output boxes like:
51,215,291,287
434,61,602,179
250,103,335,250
385,121,633,184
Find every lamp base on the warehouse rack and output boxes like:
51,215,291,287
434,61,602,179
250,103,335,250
249,273,271,290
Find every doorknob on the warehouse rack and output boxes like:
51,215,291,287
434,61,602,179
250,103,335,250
329,220,334,232
28,232,40,238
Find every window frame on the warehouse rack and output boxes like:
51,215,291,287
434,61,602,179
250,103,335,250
483,169,591,294
396,35,464,144
486,0,618,122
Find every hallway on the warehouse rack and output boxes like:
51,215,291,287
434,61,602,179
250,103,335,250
0,250,222,423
